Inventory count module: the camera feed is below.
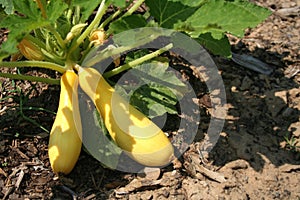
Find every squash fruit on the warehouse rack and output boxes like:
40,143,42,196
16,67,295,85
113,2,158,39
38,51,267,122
48,70,82,174
78,67,174,167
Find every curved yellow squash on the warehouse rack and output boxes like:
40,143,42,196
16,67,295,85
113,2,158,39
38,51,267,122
48,70,82,174
78,67,174,167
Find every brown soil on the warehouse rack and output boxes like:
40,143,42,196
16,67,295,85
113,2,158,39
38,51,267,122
0,0,299,199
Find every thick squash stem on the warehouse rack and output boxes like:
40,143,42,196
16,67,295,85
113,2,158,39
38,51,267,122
0,61,66,73
103,43,173,78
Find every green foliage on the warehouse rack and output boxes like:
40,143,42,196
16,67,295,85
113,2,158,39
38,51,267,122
197,33,231,58
0,0,67,55
167,0,207,7
121,62,188,118
0,0,272,124
182,0,272,39
71,0,103,22
145,0,271,57
108,14,148,34
0,0,14,14
145,0,197,29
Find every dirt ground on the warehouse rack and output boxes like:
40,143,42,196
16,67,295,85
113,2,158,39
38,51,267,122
0,0,299,199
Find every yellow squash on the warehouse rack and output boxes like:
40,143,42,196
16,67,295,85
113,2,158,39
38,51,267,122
78,67,174,167
48,70,82,174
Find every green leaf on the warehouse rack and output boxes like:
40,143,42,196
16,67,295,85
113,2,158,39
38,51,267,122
196,32,231,57
72,0,103,22
0,0,14,14
118,62,189,118
0,0,68,54
167,0,207,7
130,83,178,118
182,0,272,39
46,0,68,23
107,0,127,8
108,14,147,34
145,0,197,28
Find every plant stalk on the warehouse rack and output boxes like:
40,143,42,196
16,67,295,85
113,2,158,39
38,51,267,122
103,43,173,78
67,0,107,59
0,61,65,73
123,0,145,17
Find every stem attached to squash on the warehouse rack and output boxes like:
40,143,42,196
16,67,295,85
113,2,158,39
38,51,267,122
103,43,173,78
0,61,66,73
0,72,60,85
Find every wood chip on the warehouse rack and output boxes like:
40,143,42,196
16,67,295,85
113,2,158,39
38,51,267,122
115,178,162,195
137,167,161,180
0,167,8,177
184,153,226,183
279,164,300,172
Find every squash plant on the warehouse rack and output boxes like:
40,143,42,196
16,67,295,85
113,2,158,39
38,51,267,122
0,0,271,173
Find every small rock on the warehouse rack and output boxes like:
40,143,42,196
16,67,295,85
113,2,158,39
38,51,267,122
288,122,300,137
288,88,300,110
221,159,249,170
265,90,287,117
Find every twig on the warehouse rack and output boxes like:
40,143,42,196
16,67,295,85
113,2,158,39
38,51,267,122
15,170,25,190
184,153,226,183
58,185,78,200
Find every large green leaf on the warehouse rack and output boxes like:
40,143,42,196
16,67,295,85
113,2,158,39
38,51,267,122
46,0,68,23
107,0,127,8
116,62,189,118
108,14,147,34
183,0,272,39
130,83,178,118
0,0,49,54
196,32,231,57
145,0,197,28
72,0,103,22
167,0,207,7
0,0,68,54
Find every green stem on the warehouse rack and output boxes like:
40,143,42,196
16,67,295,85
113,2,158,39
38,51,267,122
83,29,169,67
0,61,65,73
40,49,65,65
0,72,60,85
103,43,173,78
100,0,142,31
99,9,122,29
68,0,107,59
46,26,66,49
123,0,145,17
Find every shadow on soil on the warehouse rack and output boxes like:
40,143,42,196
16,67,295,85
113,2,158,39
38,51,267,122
207,46,300,171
